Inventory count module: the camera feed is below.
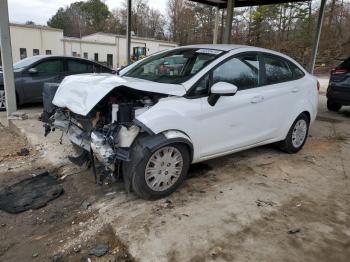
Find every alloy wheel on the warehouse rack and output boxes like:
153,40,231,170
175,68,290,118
0,90,6,110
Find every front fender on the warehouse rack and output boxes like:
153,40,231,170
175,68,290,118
135,97,202,161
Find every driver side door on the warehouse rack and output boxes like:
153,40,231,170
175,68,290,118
22,58,64,103
197,53,273,158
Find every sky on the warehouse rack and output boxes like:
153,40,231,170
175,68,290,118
8,0,167,25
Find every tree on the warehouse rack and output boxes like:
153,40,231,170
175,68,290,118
47,0,111,37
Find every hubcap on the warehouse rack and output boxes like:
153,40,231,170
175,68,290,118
145,146,183,192
0,90,5,109
292,119,307,148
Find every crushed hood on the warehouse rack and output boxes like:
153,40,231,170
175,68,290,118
52,74,186,116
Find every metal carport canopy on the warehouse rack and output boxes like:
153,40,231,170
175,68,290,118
190,0,307,8
189,0,327,74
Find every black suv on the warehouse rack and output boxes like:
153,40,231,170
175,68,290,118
327,57,350,111
0,55,115,111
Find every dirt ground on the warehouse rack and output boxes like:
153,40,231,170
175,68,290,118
0,95,350,262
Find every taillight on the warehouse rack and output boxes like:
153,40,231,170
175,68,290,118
317,81,320,92
331,68,349,75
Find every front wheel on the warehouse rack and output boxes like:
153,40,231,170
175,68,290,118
131,143,190,200
0,89,6,111
279,113,310,154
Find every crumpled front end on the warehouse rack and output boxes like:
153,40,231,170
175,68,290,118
45,84,167,184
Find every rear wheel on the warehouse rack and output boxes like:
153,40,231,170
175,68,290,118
131,143,190,200
327,99,342,112
279,113,309,153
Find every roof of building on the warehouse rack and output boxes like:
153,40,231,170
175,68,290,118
82,32,178,45
189,0,307,8
10,23,63,32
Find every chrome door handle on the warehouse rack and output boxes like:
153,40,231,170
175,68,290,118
292,88,299,93
251,96,264,104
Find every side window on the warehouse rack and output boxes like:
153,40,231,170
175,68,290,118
34,59,63,73
288,62,305,79
67,60,93,74
101,66,112,73
188,74,210,97
264,55,293,84
212,54,260,90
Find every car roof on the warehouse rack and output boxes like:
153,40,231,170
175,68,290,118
32,55,105,65
180,44,247,51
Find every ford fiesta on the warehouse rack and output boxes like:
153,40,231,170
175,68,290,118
46,45,319,199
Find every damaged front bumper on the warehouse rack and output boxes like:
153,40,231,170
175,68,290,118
46,109,141,172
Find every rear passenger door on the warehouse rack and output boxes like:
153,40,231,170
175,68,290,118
65,59,94,77
259,54,302,137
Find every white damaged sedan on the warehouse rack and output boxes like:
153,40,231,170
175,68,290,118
47,44,319,199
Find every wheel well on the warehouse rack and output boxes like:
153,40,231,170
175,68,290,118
174,142,193,163
301,111,311,123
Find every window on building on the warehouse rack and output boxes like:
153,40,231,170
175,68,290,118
107,54,113,68
67,59,93,74
83,52,88,59
46,50,52,55
34,59,63,74
213,54,260,90
94,53,98,62
33,49,40,56
20,48,27,60
72,51,77,57
263,55,293,85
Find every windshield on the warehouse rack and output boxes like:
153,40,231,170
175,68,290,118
13,56,43,71
123,48,224,84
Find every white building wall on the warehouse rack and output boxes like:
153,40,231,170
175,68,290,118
6,24,177,69
9,24,63,62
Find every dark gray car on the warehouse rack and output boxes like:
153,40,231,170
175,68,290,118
0,55,114,111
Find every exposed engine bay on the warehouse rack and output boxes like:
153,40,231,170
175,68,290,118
45,86,167,183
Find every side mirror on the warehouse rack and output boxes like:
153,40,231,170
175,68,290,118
208,82,238,106
28,68,38,74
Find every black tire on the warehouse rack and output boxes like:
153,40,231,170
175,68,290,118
130,143,190,200
327,99,342,112
279,113,310,154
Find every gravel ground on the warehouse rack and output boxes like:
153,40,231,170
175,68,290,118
0,93,350,262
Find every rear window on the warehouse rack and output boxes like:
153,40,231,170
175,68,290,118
264,55,293,84
288,62,305,79
338,57,350,69
67,60,93,74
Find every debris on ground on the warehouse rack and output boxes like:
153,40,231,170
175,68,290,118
17,147,30,156
256,199,276,207
81,199,91,209
8,111,28,120
89,243,109,257
52,252,64,262
288,228,301,234
0,171,63,213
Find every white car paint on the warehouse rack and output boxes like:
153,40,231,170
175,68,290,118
53,73,186,115
53,44,318,163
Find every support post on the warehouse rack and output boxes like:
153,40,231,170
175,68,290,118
0,0,17,115
126,0,132,65
223,0,235,44
309,0,327,74
213,6,220,44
